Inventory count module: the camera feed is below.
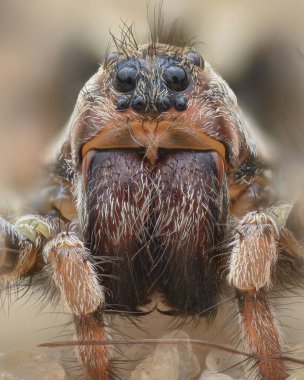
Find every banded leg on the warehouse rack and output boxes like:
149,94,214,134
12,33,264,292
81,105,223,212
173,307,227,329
43,232,110,379
228,212,286,380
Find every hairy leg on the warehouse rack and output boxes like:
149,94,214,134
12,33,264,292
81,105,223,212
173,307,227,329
0,215,55,281
228,211,286,380
43,232,109,379
0,215,109,378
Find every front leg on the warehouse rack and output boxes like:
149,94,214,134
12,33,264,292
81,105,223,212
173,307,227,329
0,215,110,378
43,232,110,380
0,215,54,281
228,211,286,379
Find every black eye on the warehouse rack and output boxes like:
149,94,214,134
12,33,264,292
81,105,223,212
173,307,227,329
114,66,138,92
163,65,189,92
185,51,204,68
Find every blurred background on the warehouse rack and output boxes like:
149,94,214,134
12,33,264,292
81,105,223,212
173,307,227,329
1,0,304,378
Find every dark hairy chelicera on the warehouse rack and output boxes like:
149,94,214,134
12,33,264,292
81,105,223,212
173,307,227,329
1,24,304,380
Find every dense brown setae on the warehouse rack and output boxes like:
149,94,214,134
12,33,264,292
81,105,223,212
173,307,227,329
84,149,227,314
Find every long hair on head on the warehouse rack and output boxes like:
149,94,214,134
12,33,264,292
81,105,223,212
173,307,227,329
108,1,199,58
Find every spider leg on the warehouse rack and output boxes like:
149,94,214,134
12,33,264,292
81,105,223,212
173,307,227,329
43,232,110,380
0,215,109,378
228,211,286,380
0,215,54,282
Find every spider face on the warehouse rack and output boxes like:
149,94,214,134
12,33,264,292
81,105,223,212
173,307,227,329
68,44,245,178
61,44,251,315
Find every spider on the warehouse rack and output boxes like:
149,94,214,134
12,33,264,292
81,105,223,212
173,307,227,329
1,27,304,380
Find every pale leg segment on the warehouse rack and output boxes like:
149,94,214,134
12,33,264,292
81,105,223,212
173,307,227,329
43,232,110,380
228,211,286,380
0,215,110,378
0,215,52,281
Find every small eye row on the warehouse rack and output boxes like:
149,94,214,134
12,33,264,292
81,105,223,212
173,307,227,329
114,64,190,93
116,93,188,113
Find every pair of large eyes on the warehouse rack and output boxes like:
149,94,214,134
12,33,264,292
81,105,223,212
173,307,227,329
114,65,189,93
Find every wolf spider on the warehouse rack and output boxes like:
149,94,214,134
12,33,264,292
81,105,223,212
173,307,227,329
1,29,304,380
